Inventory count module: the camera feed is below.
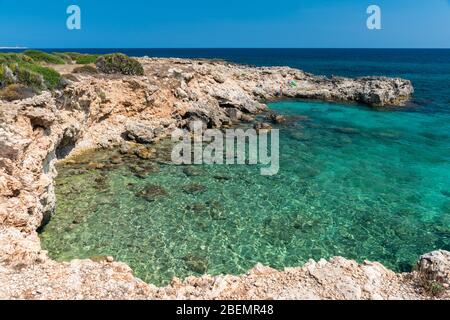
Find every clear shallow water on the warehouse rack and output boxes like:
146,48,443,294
38,49,450,285
40,100,450,285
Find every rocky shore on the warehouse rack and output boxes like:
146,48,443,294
2,57,448,300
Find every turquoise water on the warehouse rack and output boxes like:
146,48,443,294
40,100,450,285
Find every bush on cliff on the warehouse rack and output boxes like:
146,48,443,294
95,53,144,76
75,54,100,65
23,50,66,65
62,52,101,65
0,53,61,91
52,52,73,63
0,84,36,101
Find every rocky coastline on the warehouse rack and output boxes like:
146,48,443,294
1,57,449,300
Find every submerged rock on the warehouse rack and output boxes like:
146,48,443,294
186,202,207,213
441,190,450,198
182,183,206,195
333,127,360,135
213,174,230,181
134,146,156,160
253,122,273,132
136,184,168,202
183,166,203,177
87,162,106,170
183,254,208,274
110,155,123,165
264,112,286,124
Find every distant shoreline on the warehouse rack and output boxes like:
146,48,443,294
0,46,27,49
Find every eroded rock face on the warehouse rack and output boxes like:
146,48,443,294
0,57,432,300
417,250,450,285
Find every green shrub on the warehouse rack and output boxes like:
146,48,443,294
0,53,62,91
52,52,73,63
62,52,100,64
0,65,16,87
75,54,100,65
421,279,445,297
10,64,45,89
96,53,144,76
0,53,34,64
26,64,61,89
72,65,98,74
64,52,83,60
23,50,66,64
0,84,36,101
2,62,60,90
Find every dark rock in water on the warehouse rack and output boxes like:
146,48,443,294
253,122,272,132
441,190,450,198
136,184,168,202
87,162,106,170
213,174,230,181
129,163,159,179
72,215,84,225
240,114,253,123
206,200,222,209
110,155,123,165
333,127,360,135
289,131,310,141
144,163,160,173
183,166,203,177
94,175,108,189
134,146,155,160
442,201,450,214
183,254,208,274
206,200,227,220
186,202,207,212
183,183,206,195
264,112,286,124
225,108,242,122
129,165,147,178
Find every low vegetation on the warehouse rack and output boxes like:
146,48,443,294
0,55,61,89
52,52,73,63
23,50,66,65
96,53,144,76
64,52,100,64
0,50,143,101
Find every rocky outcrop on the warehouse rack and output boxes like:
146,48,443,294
0,57,438,300
417,251,450,285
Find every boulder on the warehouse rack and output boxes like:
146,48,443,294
253,122,273,132
264,112,286,124
417,250,450,285
125,122,158,144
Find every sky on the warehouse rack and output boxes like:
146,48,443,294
0,0,449,48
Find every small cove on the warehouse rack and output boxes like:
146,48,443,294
40,100,450,286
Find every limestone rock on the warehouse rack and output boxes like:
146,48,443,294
125,122,157,144
417,250,450,284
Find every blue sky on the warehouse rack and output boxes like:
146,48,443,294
0,0,449,48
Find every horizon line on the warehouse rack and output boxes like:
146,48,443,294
1,47,449,50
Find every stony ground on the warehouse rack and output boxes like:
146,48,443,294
2,58,448,300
